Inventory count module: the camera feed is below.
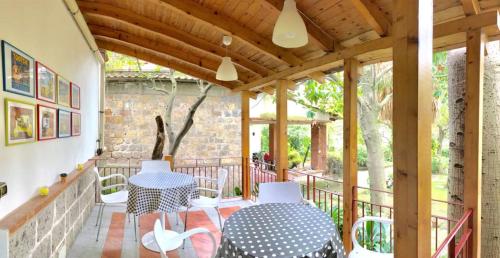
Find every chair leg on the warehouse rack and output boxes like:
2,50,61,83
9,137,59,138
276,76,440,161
183,206,190,249
176,212,179,226
96,203,106,241
133,215,137,242
215,207,223,231
95,203,103,226
127,213,130,224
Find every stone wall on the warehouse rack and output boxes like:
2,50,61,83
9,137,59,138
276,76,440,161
4,168,95,258
104,76,242,162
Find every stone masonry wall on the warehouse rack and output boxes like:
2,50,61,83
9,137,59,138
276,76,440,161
6,169,95,258
104,77,242,162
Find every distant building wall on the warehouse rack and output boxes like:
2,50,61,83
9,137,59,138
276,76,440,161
103,73,242,161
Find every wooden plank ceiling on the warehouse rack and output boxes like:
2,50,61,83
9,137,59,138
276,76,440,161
76,0,500,91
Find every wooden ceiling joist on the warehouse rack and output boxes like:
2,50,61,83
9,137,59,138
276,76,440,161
95,39,238,89
462,0,481,16
262,0,337,51
233,10,500,92
89,24,256,83
350,0,392,36
77,1,273,77
157,0,327,81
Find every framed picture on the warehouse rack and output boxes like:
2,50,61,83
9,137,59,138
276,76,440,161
4,98,36,146
36,62,57,103
57,76,71,107
1,41,35,97
57,109,71,138
71,112,81,136
37,105,57,141
71,83,80,109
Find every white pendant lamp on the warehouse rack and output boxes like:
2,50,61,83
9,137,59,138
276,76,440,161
272,0,308,48
216,35,238,81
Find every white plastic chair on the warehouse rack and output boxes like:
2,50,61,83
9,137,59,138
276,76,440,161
140,160,172,174
184,168,228,231
257,181,314,206
349,216,394,258
153,219,216,258
94,167,136,241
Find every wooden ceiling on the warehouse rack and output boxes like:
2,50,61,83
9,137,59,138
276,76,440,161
76,0,500,92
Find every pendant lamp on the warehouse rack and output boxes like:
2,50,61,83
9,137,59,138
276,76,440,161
216,36,238,81
272,0,308,48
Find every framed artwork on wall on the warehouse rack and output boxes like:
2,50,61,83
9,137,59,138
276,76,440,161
37,105,57,141
57,76,71,107
57,109,71,138
71,83,80,109
1,41,35,97
71,112,81,136
36,62,57,103
4,98,36,146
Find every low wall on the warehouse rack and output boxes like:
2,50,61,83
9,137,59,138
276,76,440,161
0,161,96,258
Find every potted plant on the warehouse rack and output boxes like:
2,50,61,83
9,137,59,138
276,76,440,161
60,173,68,183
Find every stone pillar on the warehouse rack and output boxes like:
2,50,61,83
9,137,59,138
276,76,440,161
268,124,276,161
311,123,327,170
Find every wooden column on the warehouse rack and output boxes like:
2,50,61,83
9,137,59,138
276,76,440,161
392,0,433,257
269,124,276,161
241,91,251,199
163,155,174,169
342,58,359,253
276,80,288,181
463,28,485,258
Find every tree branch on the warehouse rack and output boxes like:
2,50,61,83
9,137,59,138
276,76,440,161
164,68,177,149
378,92,393,108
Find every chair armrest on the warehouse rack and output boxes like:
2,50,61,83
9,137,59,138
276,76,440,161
102,184,128,191
101,173,128,184
196,187,218,193
303,199,316,207
194,176,218,184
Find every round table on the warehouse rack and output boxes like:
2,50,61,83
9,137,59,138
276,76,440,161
216,203,345,258
127,172,198,252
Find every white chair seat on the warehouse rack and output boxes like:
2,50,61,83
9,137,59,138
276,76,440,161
349,247,393,258
190,196,219,208
100,190,128,204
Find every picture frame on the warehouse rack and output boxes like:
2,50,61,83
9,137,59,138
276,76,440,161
71,83,80,109
71,112,81,136
1,41,35,97
4,98,36,146
57,76,71,107
57,109,71,138
37,105,57,141
36,62,57,103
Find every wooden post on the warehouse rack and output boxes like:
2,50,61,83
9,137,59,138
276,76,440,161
276,80,288,181
241,91,251,199
392,0,433,257
163,155,174,169
342,58,359,253
463,28,485,258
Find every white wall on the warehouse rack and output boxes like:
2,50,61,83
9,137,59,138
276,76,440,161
0,0,100,219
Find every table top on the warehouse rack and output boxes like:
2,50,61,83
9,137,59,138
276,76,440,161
222,203,344,257
129,172,195,189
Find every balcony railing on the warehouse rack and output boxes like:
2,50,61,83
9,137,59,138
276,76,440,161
432,209,473,258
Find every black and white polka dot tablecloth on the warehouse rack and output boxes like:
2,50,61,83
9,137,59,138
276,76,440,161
216,203,345,258
126,172,199,215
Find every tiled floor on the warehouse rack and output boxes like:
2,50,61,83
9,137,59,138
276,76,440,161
68,199,252,258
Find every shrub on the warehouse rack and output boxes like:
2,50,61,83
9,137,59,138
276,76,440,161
327,151,343,174
357,145,368,168
432,156,448,174
288,149,302,168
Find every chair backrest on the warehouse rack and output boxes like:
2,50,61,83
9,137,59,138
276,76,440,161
258,181,304,204
216,168,228,199
349,216,394,258
140,160,171,174
94,167,103,191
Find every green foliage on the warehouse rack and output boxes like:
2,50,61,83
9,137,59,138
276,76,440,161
327,151,343,174
432,156,448,174
234,186,242,196
288,149,302,169
358,220,392,253
261,126,269,153
294,74,344,115
288,125,310,157
357,144,368,168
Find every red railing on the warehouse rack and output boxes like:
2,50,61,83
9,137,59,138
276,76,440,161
432,209,473,258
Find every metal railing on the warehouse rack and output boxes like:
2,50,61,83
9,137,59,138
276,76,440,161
432,209,473,258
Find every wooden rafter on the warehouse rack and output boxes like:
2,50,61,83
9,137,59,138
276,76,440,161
89,24,256,83
350,0,392,36
77,0,273,77
156,0,326,81
262,0,337,51
233,11,500,92
95,39,238,89
462,0,481,16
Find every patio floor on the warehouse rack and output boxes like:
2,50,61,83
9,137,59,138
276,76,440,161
68,199,253,258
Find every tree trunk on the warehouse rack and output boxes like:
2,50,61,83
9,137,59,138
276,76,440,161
152,115,165,160
447,49,466,222
481,41,500,257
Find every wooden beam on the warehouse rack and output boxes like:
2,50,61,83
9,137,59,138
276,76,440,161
350,0,392,36
77,0,273,77
262,0,336,51
91,26,256,83
392,0,433,257
241,91,251,200
342,58,359,253
156,0,326,81
463,28,485,258
95,39,237,89
275,80,288,181
234,11,500,93
462,0,481,16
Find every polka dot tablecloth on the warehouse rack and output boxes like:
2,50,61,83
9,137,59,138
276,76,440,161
126,172,199,216
216,203,346,258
